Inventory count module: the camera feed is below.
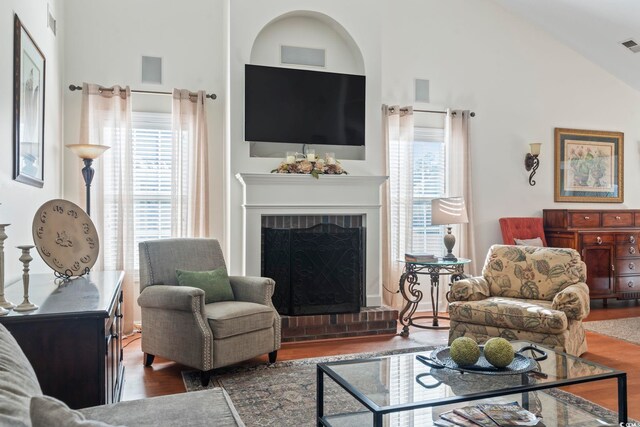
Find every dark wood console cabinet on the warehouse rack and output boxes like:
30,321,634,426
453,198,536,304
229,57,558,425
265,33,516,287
543,209,640,301
0,271,125,409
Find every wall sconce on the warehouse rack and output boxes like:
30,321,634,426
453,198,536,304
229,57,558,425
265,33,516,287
525,143,541,186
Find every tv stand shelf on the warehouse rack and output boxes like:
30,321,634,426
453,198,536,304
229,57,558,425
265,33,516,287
543,209,640,302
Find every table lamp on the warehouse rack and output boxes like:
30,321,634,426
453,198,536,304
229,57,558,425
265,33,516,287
431,197,469,261
66,144,110,216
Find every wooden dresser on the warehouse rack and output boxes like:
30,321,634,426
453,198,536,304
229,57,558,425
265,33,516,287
543,209,640,302
0,271,124,409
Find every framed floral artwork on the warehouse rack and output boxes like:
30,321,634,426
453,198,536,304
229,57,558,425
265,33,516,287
13,14,45,188
554,128,623,203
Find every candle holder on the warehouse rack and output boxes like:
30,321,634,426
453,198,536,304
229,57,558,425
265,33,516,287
306,149,316,161
0,224,12,316
325,152,336,165
285,151,296,164
14,245,38,312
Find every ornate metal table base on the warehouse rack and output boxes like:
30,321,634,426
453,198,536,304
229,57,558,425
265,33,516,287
398,258,470,336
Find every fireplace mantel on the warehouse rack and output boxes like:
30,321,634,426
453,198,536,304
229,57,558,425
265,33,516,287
236,173,388,306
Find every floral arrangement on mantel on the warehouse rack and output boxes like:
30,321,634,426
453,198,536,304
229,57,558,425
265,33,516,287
271,154,348,179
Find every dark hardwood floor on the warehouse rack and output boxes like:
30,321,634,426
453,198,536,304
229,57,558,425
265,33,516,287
121,300,640,421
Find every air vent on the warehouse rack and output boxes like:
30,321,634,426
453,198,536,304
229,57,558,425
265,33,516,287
141,56,162,84
621,39,640,53
47,4,56,36
281,46,325,67
414,79,430,103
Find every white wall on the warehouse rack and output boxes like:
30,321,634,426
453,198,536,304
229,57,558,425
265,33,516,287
63,0,226,244
0,0,64,283
381,0,640,272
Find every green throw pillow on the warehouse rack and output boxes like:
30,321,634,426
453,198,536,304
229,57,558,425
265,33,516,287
176,267,235,304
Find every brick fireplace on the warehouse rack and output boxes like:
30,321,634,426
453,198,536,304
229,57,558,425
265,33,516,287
236,173,397,341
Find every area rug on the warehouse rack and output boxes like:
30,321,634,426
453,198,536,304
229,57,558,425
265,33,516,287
584,317,640,345
182,347,624,427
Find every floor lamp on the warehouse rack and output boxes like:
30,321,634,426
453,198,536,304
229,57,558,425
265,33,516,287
66,144,110,216
431,197,469,261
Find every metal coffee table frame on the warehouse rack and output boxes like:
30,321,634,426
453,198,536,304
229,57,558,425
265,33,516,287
316,341,627,427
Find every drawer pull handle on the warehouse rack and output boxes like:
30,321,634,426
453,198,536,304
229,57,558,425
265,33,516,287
584,216,590,220
629,263,635,270
116,314,123,319
596,236,602,245
628,281,635,288
616,216,621,220
631,236,636,244
112,333,119,339
630,247,636,255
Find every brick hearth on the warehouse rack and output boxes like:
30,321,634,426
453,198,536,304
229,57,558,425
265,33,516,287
280,306,398,342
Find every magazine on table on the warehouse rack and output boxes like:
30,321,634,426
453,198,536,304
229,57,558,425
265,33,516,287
477,402,544,426
434,418,463,427
453,405,500,427
440,410,482,426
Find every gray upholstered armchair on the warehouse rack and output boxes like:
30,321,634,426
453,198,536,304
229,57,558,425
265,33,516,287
138,238,281,385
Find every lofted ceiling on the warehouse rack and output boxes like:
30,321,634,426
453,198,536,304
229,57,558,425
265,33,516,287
492,0,640,92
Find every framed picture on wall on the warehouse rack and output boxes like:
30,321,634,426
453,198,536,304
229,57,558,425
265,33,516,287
554,128,623,203
13,14,46,188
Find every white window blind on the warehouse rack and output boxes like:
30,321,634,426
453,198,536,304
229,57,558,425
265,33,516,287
411,127,446,255
103,112,172,270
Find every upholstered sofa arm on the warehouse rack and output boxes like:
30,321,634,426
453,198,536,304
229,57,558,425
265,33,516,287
552,282,590,320
229,276,275,306
448,277,490,302
137,285,205,313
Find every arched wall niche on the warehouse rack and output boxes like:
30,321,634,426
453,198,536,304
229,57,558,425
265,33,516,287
248,10,366,159
250,11,365,74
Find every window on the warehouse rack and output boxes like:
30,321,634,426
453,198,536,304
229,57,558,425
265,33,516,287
410,127,446,255
103,112,173,270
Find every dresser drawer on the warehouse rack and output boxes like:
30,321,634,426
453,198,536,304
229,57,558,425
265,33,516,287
581,233,614,245
602,212,634,227
615,233,638,244
570,212,601,228
615,244,639,258
615,259,640,275
616,276,640,292
636,212,640,226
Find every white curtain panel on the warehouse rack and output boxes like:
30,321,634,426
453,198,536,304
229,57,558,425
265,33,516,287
171,89,210,238
79,83,137,334
446,110,477,276
382,105,414,309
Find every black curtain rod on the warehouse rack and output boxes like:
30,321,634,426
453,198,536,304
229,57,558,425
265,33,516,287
68,84,217,100
409,108,476,117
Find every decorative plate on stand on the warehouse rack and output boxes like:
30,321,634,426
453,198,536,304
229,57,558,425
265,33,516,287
32,199,99,279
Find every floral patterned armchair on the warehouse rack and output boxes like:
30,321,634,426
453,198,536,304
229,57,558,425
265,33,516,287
448,245,590,356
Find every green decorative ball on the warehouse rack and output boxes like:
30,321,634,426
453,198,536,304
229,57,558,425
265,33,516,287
483,337,515,368
449,337,481,366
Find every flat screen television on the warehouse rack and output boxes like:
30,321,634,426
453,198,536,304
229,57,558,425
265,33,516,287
245,64,365,146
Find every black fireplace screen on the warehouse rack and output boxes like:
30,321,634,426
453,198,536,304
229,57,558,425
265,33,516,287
263,223,364,315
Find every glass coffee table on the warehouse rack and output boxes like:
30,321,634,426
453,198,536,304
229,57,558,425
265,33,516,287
316,341,627,426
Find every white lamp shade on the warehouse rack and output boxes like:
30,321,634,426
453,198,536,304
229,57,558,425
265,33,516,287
66,144,110,160
529,143,542,156
431,197,469,225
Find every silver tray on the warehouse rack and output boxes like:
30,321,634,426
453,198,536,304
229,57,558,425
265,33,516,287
417,345,547,376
